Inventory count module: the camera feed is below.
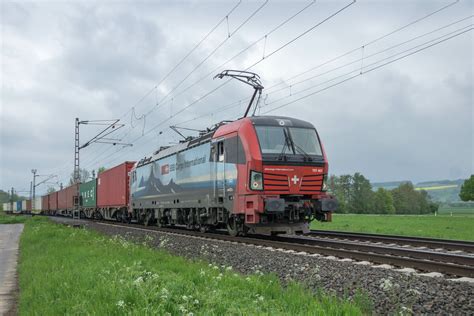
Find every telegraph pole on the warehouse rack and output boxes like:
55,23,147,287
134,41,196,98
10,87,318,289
10,187,14,211
73,118,129,219
74,118,80,184
31,169,37,209
30,170,56,211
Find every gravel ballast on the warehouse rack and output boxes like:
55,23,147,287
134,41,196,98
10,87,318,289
51,217,474,314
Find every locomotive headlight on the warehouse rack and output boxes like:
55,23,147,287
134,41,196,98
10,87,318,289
250,171,263,191
322,174,328,192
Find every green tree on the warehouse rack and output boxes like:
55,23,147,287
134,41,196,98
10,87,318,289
373,188,395,214
69,168,91,185
47,186,56,194
391,182,434,214
349,173,374,214
98,166,107,174
328,174,352,213
459,175,474,201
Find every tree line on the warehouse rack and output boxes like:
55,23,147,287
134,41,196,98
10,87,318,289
328,173,439,214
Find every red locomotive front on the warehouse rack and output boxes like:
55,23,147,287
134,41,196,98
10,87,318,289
214,115,337,236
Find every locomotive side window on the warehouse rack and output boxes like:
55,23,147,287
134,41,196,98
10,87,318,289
218,142,225,162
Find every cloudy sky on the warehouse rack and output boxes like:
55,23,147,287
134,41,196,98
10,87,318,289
1,0,472,195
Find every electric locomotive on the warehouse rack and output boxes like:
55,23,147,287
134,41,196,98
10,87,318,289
129,115,337,236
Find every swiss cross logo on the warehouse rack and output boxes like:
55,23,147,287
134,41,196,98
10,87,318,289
161,164,170,175
291,175,300,185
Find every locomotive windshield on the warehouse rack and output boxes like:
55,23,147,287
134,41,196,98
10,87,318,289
255,126,323,157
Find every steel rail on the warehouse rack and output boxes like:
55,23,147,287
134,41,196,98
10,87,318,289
310,230,474,252
82,220,474,278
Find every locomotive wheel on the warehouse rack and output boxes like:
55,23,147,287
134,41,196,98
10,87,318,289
144,212,153,227
199,225,208,233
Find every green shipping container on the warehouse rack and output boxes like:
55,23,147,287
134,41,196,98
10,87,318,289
80,179,97,207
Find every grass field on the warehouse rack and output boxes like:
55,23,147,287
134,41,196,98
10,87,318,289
437,205,474,216
312,214,474,241
0,211,29,224
18,217,369,315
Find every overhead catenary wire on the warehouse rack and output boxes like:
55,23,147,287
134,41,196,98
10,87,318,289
79,0,352,170
261,15,474,102
151,1,269,111
79,1,465,173
80,1,267,171
53,1,245,174
266,0,461,92
262,26,473,114
129,0,356,145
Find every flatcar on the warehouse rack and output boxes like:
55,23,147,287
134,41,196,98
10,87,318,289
129,115,337,236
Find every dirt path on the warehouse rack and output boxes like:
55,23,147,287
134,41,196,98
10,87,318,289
0,224,24,315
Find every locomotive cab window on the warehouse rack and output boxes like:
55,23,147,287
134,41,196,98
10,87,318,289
255,125,323,158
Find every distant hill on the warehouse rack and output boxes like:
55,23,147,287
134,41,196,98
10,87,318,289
372,179,466,203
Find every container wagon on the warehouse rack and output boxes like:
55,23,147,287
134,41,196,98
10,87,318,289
49,192,58,215
57,187,68,215
97,161,135,220
80,179,97,218
33,196,42,214
4,203,12,214
14,201,22,214
66,184,79,213
42,195,49,214
21,200,27,213
26,200,32,214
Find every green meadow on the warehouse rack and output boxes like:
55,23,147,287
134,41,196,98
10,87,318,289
16,217,369,315
312,214,474,241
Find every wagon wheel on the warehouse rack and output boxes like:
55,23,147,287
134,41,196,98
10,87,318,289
199,224,209,233
116,211,123,223
227,216,240,237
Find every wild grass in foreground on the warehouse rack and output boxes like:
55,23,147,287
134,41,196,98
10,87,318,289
19,218,369,315
312,214,474,241
0,211,29,224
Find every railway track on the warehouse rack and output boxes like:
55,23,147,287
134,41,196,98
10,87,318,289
310,230,474,253
71,219,474,278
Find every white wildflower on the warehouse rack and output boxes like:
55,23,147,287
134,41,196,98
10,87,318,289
193,299,200,305
116,300,125,308
199,269,206,276
225,266,233,271
160,288,169,299
182,295,189,301
134,276,144,285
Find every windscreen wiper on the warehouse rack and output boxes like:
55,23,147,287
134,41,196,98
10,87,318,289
293,143,312,162
278,129,291,161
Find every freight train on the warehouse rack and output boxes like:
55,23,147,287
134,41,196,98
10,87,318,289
8,116,337,236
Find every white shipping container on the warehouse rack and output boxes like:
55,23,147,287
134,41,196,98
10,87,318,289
34,196,42,212
22,200,27,211
14,202,21,213
5,203,11,211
